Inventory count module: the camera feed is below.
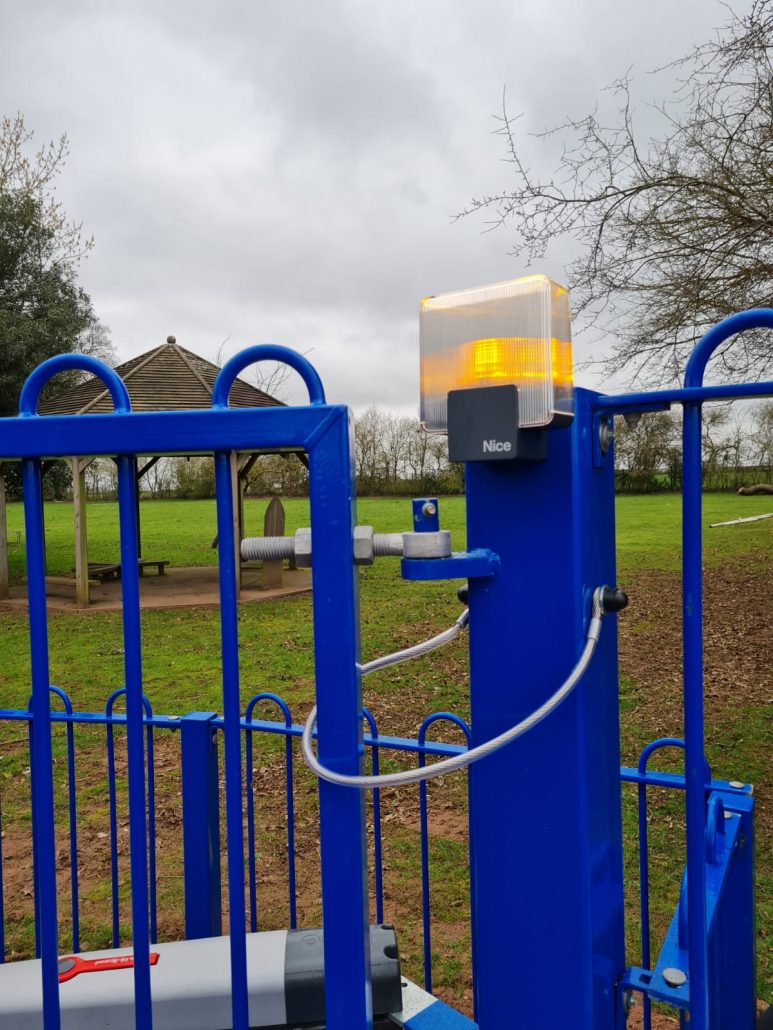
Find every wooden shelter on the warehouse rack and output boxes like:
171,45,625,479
0,337,285,607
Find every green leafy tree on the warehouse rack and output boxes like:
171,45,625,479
0,114,113,418
461,3,773,384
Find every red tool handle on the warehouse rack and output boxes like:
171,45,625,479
58,952,159,983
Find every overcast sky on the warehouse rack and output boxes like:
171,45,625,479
1,0,743,412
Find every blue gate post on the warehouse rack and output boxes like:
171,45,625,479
465,387,626,1028
709,790,756,1026
180,712,222,940
308,406,372,1030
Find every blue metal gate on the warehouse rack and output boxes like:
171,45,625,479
0,310,770,1028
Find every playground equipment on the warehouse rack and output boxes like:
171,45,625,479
0,283,770,1028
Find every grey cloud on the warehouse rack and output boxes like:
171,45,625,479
0,0,740,408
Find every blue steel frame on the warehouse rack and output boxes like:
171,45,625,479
0,312,769,1028
0,692,757,1021
2,345,372,1029
596,309,773,1028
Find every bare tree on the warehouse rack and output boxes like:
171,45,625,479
214,335,313,403
141,457,172,499
460,3,773,384
78,319,115,365
747,399,773,476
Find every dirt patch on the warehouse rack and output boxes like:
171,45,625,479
618,562,772,720
618,562,772,837
626,1003,678,1028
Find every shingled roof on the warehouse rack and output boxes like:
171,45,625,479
38,339,281,415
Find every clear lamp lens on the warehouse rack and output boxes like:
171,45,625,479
420,275,573,431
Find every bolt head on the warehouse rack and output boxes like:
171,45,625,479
662,967,687,988
599,421,614,453
294,527,313,568
353,525,375,566
729,780,745,789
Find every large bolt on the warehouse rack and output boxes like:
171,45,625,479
402,530,452,559
294,528,313,568
353,525,375,566
599,420,614,453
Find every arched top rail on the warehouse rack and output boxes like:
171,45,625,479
19,354,132,417
594,307,773,414
212,345,326,408
685,308,773,389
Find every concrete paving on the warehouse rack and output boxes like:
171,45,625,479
0,565,312,613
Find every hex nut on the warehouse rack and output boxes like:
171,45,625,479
353,525,375,565
294,527,313,568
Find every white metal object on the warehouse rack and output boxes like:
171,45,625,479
0,933,287,1029
709,512,773,527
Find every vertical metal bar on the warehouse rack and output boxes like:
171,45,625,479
0,787,5,961
146,720,157,945
21,458,60,1028
245,694,298,930
308,410,371,1030
64,717,80,951
418,755,432,994
214,452,249,1030
417,713,471,999
363,711,383,926
467,763,478,1024
27,716,41,957
284,720,297,930
245,722,258,934
115,455,152,1027
105,716,120,947
637,780,652,1030
180,712,222,940
682,402,709,1028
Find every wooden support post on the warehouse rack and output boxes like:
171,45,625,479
0,464,8,600
72,457,89,609
262,496,285,589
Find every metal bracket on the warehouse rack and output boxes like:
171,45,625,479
401,548,500,581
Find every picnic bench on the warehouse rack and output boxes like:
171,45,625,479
138,559,169,576
88,562,121,583
33,558,170,609
87,559,170,581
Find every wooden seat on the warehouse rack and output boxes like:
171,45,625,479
88,562,122,583
138,559,169,576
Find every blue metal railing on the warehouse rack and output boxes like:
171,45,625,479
0,316,768,1027
596,309,773,1026
0,694,754,1013
2,345,372,1030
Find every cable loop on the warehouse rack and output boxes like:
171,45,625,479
302,587,608,789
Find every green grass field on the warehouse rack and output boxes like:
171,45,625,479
0,493,770,1009
4,492,773,582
